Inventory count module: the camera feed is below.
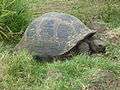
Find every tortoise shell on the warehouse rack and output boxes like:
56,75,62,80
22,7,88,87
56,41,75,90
16,12,95,57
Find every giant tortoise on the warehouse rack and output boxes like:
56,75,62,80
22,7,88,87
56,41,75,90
15,12,106,60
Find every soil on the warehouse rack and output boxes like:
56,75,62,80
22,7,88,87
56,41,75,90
86,70,120,90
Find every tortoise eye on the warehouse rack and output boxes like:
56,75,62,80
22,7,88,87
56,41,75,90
98,45,102,47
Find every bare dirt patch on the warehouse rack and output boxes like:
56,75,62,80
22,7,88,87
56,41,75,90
104,30,120,44
86,70,120,90
29,0,78,17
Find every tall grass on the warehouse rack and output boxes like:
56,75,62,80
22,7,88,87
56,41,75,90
0,0,31,41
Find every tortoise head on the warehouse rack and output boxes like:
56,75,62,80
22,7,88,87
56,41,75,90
88,38,106,53
81,29,106,54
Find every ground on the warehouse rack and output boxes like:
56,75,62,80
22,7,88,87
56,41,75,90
0,0,120,90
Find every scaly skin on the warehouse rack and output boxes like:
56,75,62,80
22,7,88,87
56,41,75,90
77,36,106,54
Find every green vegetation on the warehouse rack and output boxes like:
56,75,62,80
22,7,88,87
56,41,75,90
0,0,120,90
0,43,120,89
0,0,31,41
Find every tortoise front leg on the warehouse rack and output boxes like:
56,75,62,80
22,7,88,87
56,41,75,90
77,41,90,54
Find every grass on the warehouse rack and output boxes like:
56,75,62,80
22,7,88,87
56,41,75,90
0,0,120,90
0,0,31,42
0,42,120,89
0,0,120,42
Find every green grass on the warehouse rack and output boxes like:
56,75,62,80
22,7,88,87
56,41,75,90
0,0,120,42
0,42,120,89
0,0,120,90
0,0,31,42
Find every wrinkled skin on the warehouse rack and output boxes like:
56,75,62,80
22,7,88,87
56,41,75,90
77,36,106,54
